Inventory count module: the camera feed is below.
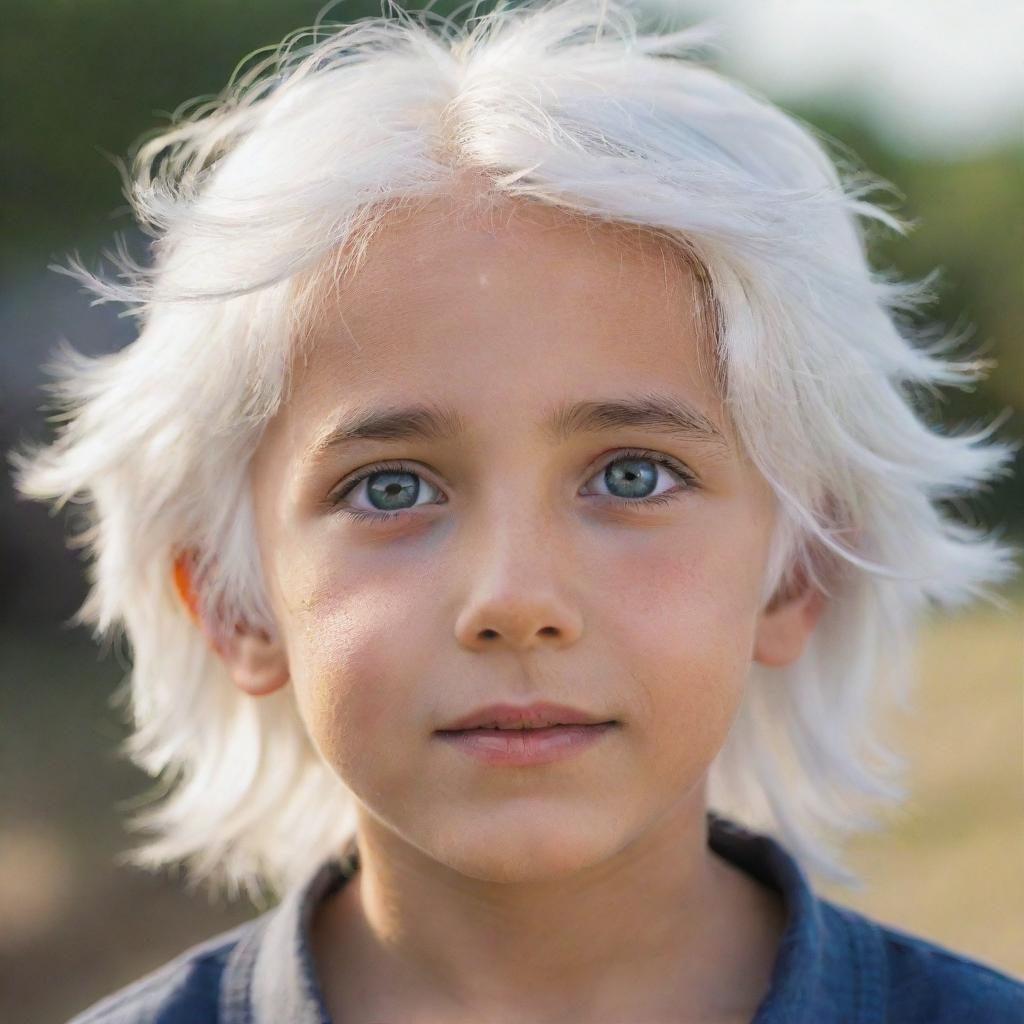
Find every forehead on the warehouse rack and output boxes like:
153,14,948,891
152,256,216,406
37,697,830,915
280,191,727,444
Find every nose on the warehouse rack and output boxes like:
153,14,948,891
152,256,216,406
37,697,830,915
453,511,584,652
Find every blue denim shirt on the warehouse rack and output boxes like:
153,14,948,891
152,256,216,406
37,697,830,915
67,813,1024,1022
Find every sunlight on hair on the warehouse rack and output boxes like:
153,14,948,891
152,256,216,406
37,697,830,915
9,0,1021,905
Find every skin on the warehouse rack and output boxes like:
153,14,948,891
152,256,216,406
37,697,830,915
199,181,824,1024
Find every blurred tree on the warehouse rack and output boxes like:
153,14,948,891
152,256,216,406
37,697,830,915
4,0,1020,536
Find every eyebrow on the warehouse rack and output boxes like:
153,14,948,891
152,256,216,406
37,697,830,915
303,392,732,464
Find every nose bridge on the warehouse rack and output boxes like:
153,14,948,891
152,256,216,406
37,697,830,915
453,484,583,652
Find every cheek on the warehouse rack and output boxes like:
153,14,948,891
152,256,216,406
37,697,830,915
278,551,435,787
595,515,764,734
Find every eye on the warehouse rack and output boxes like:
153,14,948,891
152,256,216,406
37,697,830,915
329,461,444,523
580,449,698,509
327,449,698,524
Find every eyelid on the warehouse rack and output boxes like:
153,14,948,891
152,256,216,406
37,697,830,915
327,448,699,519
330,460,444,505
580,447,697,491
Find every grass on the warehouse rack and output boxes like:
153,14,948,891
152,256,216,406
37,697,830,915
815,586,1024,976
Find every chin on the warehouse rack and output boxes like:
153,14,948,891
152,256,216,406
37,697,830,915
431,813,622,883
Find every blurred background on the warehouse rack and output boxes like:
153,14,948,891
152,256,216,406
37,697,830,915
2,0,1022,1020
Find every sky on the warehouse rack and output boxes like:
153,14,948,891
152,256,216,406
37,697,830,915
646,0,1024,158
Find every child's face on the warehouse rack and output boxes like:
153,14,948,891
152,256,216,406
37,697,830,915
237,192,820,879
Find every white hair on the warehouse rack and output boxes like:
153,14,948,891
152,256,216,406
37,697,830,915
10,0,1020,906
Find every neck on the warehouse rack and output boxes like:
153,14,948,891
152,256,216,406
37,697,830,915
311,801,787,1024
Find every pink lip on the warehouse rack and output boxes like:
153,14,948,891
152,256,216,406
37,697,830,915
435,722,618,766
437,701,615,731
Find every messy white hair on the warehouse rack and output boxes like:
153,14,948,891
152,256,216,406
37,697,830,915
10,0,1020,906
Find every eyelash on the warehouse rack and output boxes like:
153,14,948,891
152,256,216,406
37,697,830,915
328,448,699,524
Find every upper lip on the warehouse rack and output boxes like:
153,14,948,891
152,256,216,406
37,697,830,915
437,701,616,732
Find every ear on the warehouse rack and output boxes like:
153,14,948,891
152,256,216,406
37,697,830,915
752,563,826,668
172,550,290,696
210,621,291,697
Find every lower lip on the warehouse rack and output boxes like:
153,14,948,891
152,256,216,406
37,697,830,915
434,723,618,766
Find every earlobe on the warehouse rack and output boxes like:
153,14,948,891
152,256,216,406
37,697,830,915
213,624,291,696
171,549,289,696
753,569,826,668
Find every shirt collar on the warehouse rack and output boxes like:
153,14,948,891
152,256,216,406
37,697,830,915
221,813,883,1024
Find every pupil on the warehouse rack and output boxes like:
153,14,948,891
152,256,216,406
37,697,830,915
368,471,419,510
606,458,657,499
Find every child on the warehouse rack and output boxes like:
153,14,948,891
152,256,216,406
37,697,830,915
13,0,1023,1020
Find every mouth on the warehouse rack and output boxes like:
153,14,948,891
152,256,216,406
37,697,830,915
437,701,616,733
436,722,617,735
434,721,620,766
